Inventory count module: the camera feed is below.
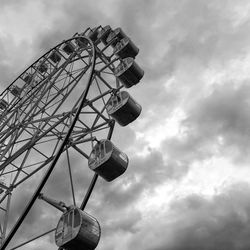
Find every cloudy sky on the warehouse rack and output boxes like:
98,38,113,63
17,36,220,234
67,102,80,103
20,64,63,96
1,0,250,249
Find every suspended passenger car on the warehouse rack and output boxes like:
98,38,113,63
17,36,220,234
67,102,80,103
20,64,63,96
76,37,88,48
0,99,8,110
87,27,100,43
49,50,61,64
97,25,112,45
62,41,76,55
37,62,48,73
10,85,22,97
23,73,33,84
88,139,129,182
107,91,142,126
55,207,101,250
114,37,139,59
114,57,144,88
106,27,127,47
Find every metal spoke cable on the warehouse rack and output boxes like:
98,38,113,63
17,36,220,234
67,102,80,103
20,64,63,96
9,228,56,250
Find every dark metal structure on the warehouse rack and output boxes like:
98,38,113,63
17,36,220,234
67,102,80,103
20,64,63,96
0,25,144,250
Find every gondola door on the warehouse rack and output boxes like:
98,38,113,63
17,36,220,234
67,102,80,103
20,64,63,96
63,210,73,242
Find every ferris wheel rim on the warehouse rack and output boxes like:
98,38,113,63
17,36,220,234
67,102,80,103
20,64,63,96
0,34,98,250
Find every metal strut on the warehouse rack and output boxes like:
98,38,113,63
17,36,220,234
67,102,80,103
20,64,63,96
38,193,68,212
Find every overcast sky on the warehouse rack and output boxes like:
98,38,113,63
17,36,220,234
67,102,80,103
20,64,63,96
1,0,250,249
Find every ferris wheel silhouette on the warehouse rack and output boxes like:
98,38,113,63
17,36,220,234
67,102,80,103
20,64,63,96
0,25,144,250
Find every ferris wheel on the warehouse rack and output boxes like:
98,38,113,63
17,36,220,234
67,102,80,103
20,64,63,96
0,25,144,249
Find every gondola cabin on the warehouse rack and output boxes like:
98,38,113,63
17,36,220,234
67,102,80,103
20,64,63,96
88,140,129,182
10,85,22,97
87,28,100,43
23,73,33,84
97,25,112,45
114,57,144,88
106,27,127,47
49,50,61,64
0,99,8,110
76,37,88,48
107,91,142,126
114,37,139,59
55,207,101,250
62,42,76,55
37,62,48,73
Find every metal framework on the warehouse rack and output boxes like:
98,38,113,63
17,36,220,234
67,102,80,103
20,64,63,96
0,25,143,250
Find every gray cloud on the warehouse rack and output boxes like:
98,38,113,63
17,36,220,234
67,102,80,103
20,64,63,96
128,182,250,250
1,0,250,250
162,82,250,165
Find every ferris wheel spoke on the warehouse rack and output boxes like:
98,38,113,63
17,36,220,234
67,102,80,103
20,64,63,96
71,144,90,160
20,109,72,144
97,56,117,74
95,72,115,89
9,228,56,250
16,57,78,121
0,86,43,136
32,145,51,160
1,165,32,178
96,45,116,66
86,98,111,129
0,134,20,164
14,60,87,126
66,148,76,206
94,77,109,109
31,66,89,119
0,113,71,172
0,110,79,189
4,132,67,189
0,192,11,243
1,89,51,136
1,163,29,180
10,147,32,186
11,155,55,189
21,70,89,136
0,192,8,205
1,118,72,187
